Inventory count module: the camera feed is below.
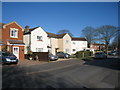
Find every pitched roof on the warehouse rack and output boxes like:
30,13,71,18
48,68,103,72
47,32,67,38
8,40,25,45
91,43,105,46
46,32,58,38
0,23,5,28
72,37,87,41
57,33,67,38
24,27,39,35
2,21,24,31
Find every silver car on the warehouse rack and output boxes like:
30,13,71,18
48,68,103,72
1,51,18,64
94,52,107,59
49,54,58,61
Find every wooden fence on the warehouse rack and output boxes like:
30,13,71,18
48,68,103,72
25,52,49,62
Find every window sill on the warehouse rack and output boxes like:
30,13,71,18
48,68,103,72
10,36,18,38
37,40,43,41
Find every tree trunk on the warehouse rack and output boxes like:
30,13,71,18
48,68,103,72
88,43,90,48
105,41,109,55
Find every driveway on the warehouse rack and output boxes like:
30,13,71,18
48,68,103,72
5,58,73,67
2,57,119,89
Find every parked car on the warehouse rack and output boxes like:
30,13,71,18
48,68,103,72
109,51,118,56
0,51,18,64
56,52,70,58
0,51,2,64
49,53,58,61
94,52,107,59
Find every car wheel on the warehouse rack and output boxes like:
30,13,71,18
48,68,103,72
2,62,5,65
15,62,18,64
105,56,107,59
66,55,69,58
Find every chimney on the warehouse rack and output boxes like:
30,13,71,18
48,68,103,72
24,26,30,33
25,25,29,30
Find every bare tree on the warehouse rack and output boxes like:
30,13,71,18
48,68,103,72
96,25,117,54
57,29,73,36
111,28,120,50
82,26,95,47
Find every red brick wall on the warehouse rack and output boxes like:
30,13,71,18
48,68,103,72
90,44,105,50
2,22,23,46
2,22,24,60
0,28,2,51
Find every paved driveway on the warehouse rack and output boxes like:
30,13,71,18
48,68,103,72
7,58,73,67
2,57,120,89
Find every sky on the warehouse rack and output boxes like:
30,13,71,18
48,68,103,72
2,2,118,37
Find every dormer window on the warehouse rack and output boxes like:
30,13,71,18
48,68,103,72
10,28,18,38
37,36,43,41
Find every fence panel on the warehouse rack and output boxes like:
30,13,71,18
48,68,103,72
32,52,49,62
24,52,49,62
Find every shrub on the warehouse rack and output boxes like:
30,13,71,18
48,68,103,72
76,51,93,58
70,55,76,58
76,51,84,58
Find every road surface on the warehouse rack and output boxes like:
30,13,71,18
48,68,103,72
2,57,120,89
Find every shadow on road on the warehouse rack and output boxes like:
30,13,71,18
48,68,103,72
83,56,120,71
2,66,82,89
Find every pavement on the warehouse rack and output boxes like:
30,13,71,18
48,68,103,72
2,57,120,89
18,59,48,66
17,58,79,67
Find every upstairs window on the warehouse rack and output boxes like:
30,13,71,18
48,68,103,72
73,49,76,51
10,28,18,38
66,40,69,43
66,49,69,53
73,42,75,44
37,36,43,41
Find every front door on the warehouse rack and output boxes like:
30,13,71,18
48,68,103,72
13,47,19,59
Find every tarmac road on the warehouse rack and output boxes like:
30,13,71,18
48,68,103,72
2,57,120,89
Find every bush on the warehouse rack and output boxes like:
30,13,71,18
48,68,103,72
70,55,76,58
76,51,83,58
76,51,93,58
82,57,94,61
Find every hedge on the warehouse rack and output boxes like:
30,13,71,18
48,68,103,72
76,51,93,58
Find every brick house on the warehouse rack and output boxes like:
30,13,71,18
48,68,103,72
71,37,87,54
90,43,105,51
2,21,25,60
0,23,4,51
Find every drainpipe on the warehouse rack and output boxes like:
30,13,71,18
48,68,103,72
50,37,52,54
29,33,31,52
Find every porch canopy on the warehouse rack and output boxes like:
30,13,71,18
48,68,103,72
8,40,25,45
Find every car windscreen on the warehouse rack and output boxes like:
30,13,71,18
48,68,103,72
49,54,54,56
2,52,14,56
95,53,103,55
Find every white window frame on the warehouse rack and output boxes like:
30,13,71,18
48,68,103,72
10,28,18,38
36,48,43,52
37,36,43,41
66,40,69,43
66,49,69,53
73,42,76,44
